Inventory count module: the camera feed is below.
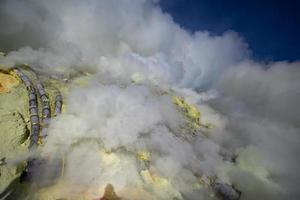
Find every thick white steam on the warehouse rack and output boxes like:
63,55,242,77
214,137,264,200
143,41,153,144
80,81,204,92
0,0,299,199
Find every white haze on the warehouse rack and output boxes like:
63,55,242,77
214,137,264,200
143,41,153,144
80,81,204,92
0,0,299,199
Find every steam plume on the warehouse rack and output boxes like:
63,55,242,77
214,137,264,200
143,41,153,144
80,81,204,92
0,0,299,199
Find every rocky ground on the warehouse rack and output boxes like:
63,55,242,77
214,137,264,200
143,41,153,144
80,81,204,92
0,67,239,200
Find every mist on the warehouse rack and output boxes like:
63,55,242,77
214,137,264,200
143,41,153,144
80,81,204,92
0,0,299,199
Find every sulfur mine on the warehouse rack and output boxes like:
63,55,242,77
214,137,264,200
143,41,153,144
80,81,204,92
0,64,241,200
0,1,299,200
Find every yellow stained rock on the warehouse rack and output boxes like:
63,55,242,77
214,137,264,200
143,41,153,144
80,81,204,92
203,123,215,129
172,96,200,123
137,151,151,162
172,95,215,135
172,95,201,135
140,170,169,187
131,72,144,84
0,71,19,93
101,151,121,167
140,170,183,199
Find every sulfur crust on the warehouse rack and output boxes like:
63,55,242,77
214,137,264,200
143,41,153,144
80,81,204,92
0,68,217,200
0,75,29,191
0,70,20,93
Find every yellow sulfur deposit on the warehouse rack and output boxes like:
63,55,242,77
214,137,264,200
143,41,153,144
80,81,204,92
140,170,169,187
172,95,215,136
0,67,69,198
172,95,201,135
0,77,29,191
131,72,144,84
140,170,182,199
0,70,19,93
137,151,151,162
172,96,200,123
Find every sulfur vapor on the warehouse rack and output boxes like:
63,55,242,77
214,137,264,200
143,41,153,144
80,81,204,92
0,0,299,200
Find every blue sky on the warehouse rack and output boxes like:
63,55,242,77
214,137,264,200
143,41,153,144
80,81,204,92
159,0,300,62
